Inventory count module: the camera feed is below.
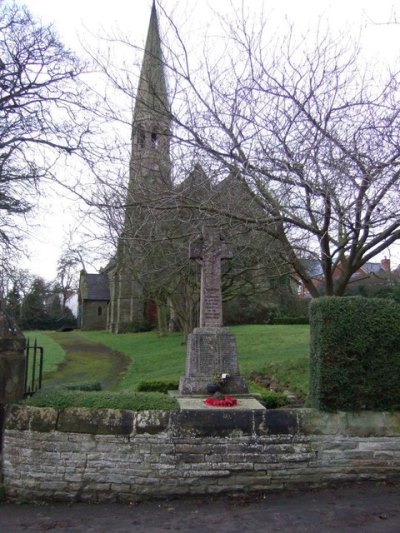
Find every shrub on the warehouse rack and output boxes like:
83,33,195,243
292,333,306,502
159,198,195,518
65,382,102,392
118,320,153,333
248,381,288,408
21,388,179,411
137,380,179,394
309,296,400,411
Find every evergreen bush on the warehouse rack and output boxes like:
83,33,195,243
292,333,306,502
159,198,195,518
137,380,179,394
248,381,288,408
118,320,153,333
309,296,400,411
65,382,102,391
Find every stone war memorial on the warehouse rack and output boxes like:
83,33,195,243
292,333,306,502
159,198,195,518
1,2,400,506
179,226,248,396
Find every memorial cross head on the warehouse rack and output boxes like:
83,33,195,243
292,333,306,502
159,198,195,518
189,227,233,327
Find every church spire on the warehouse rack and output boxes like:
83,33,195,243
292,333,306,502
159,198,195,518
133,1,169,127
130,1,171,188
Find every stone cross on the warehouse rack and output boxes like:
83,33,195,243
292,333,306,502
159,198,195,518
190,227,233,328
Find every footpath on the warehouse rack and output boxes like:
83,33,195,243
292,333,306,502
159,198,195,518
1,481,399,532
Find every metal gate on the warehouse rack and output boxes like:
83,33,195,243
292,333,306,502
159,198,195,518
24,338,44,397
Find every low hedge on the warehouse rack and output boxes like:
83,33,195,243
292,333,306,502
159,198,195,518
309,296,400,411
21,388,179,411
118,321,153,333
248,381,288,408
65,382,102,392
137,380,180,394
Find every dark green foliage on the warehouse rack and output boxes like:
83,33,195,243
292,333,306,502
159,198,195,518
65,382,102,391
309,296,400,411
248,381,288,408
118,320,154,333
21,388,179,411
137,380,179,394
18,277,77,330
5,282,22,323
272,316,309,325
224,298,278,325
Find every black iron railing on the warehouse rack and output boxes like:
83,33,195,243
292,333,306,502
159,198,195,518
24,338,44,397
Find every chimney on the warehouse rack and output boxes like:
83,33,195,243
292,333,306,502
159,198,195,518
381,257,391,272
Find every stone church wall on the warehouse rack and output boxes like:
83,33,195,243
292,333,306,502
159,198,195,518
2,406,400,502
80,301,108,331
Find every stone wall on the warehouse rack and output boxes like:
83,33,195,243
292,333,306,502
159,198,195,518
2,406,400,502
80,301,108,331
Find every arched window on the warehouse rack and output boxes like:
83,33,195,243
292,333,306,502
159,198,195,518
151,129,159,147
97,306,102,317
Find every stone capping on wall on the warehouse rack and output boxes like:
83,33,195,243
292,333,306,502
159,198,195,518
4,405,400,437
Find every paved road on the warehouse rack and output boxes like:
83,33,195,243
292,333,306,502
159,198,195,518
1,482,399,532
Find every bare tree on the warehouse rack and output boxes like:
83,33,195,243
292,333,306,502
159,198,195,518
157,10,400,297
0,2,95,251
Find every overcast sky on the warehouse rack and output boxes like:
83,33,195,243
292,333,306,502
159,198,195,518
14,0,400,280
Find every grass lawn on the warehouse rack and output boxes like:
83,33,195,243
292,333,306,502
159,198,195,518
80,330,186,391
25,325,310,398
80,325,310,396
24,331,66,375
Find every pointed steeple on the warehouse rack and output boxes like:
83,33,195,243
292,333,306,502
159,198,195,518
130,1,171,189
133,1,169,127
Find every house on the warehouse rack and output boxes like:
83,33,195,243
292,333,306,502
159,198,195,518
298,257,398,298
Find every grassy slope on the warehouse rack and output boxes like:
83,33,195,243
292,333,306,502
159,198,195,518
81,325,310,394
41,331,130,390
80,330,186,390
24,331,66,374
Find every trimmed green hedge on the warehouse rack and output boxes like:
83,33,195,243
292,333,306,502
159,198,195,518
118,321,153,333
248,381,288,408
309,296,400,411
21,388,179,411
137,380,180,394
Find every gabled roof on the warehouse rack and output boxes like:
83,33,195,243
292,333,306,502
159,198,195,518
84,273,110,301
360,262,382,275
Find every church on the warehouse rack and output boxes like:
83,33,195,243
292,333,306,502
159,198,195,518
79,2,171,332
78,2,280,332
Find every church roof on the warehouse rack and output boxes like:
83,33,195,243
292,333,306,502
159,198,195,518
84,273,110,301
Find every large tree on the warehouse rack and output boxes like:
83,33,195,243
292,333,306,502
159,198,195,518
86,6,400,300
0,2,93,250
158,10,400,297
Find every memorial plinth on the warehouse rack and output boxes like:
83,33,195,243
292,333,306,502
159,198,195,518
179,327,247,394
179,228,248,395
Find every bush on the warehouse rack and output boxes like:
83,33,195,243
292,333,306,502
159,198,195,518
65,382,102,391
224,298,279,325
309,296,400,411
21,388,179,411
118,320,153,333
137,380,179,394
248,381,288,408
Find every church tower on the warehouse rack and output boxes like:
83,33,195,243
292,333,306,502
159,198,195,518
108,2,171,332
